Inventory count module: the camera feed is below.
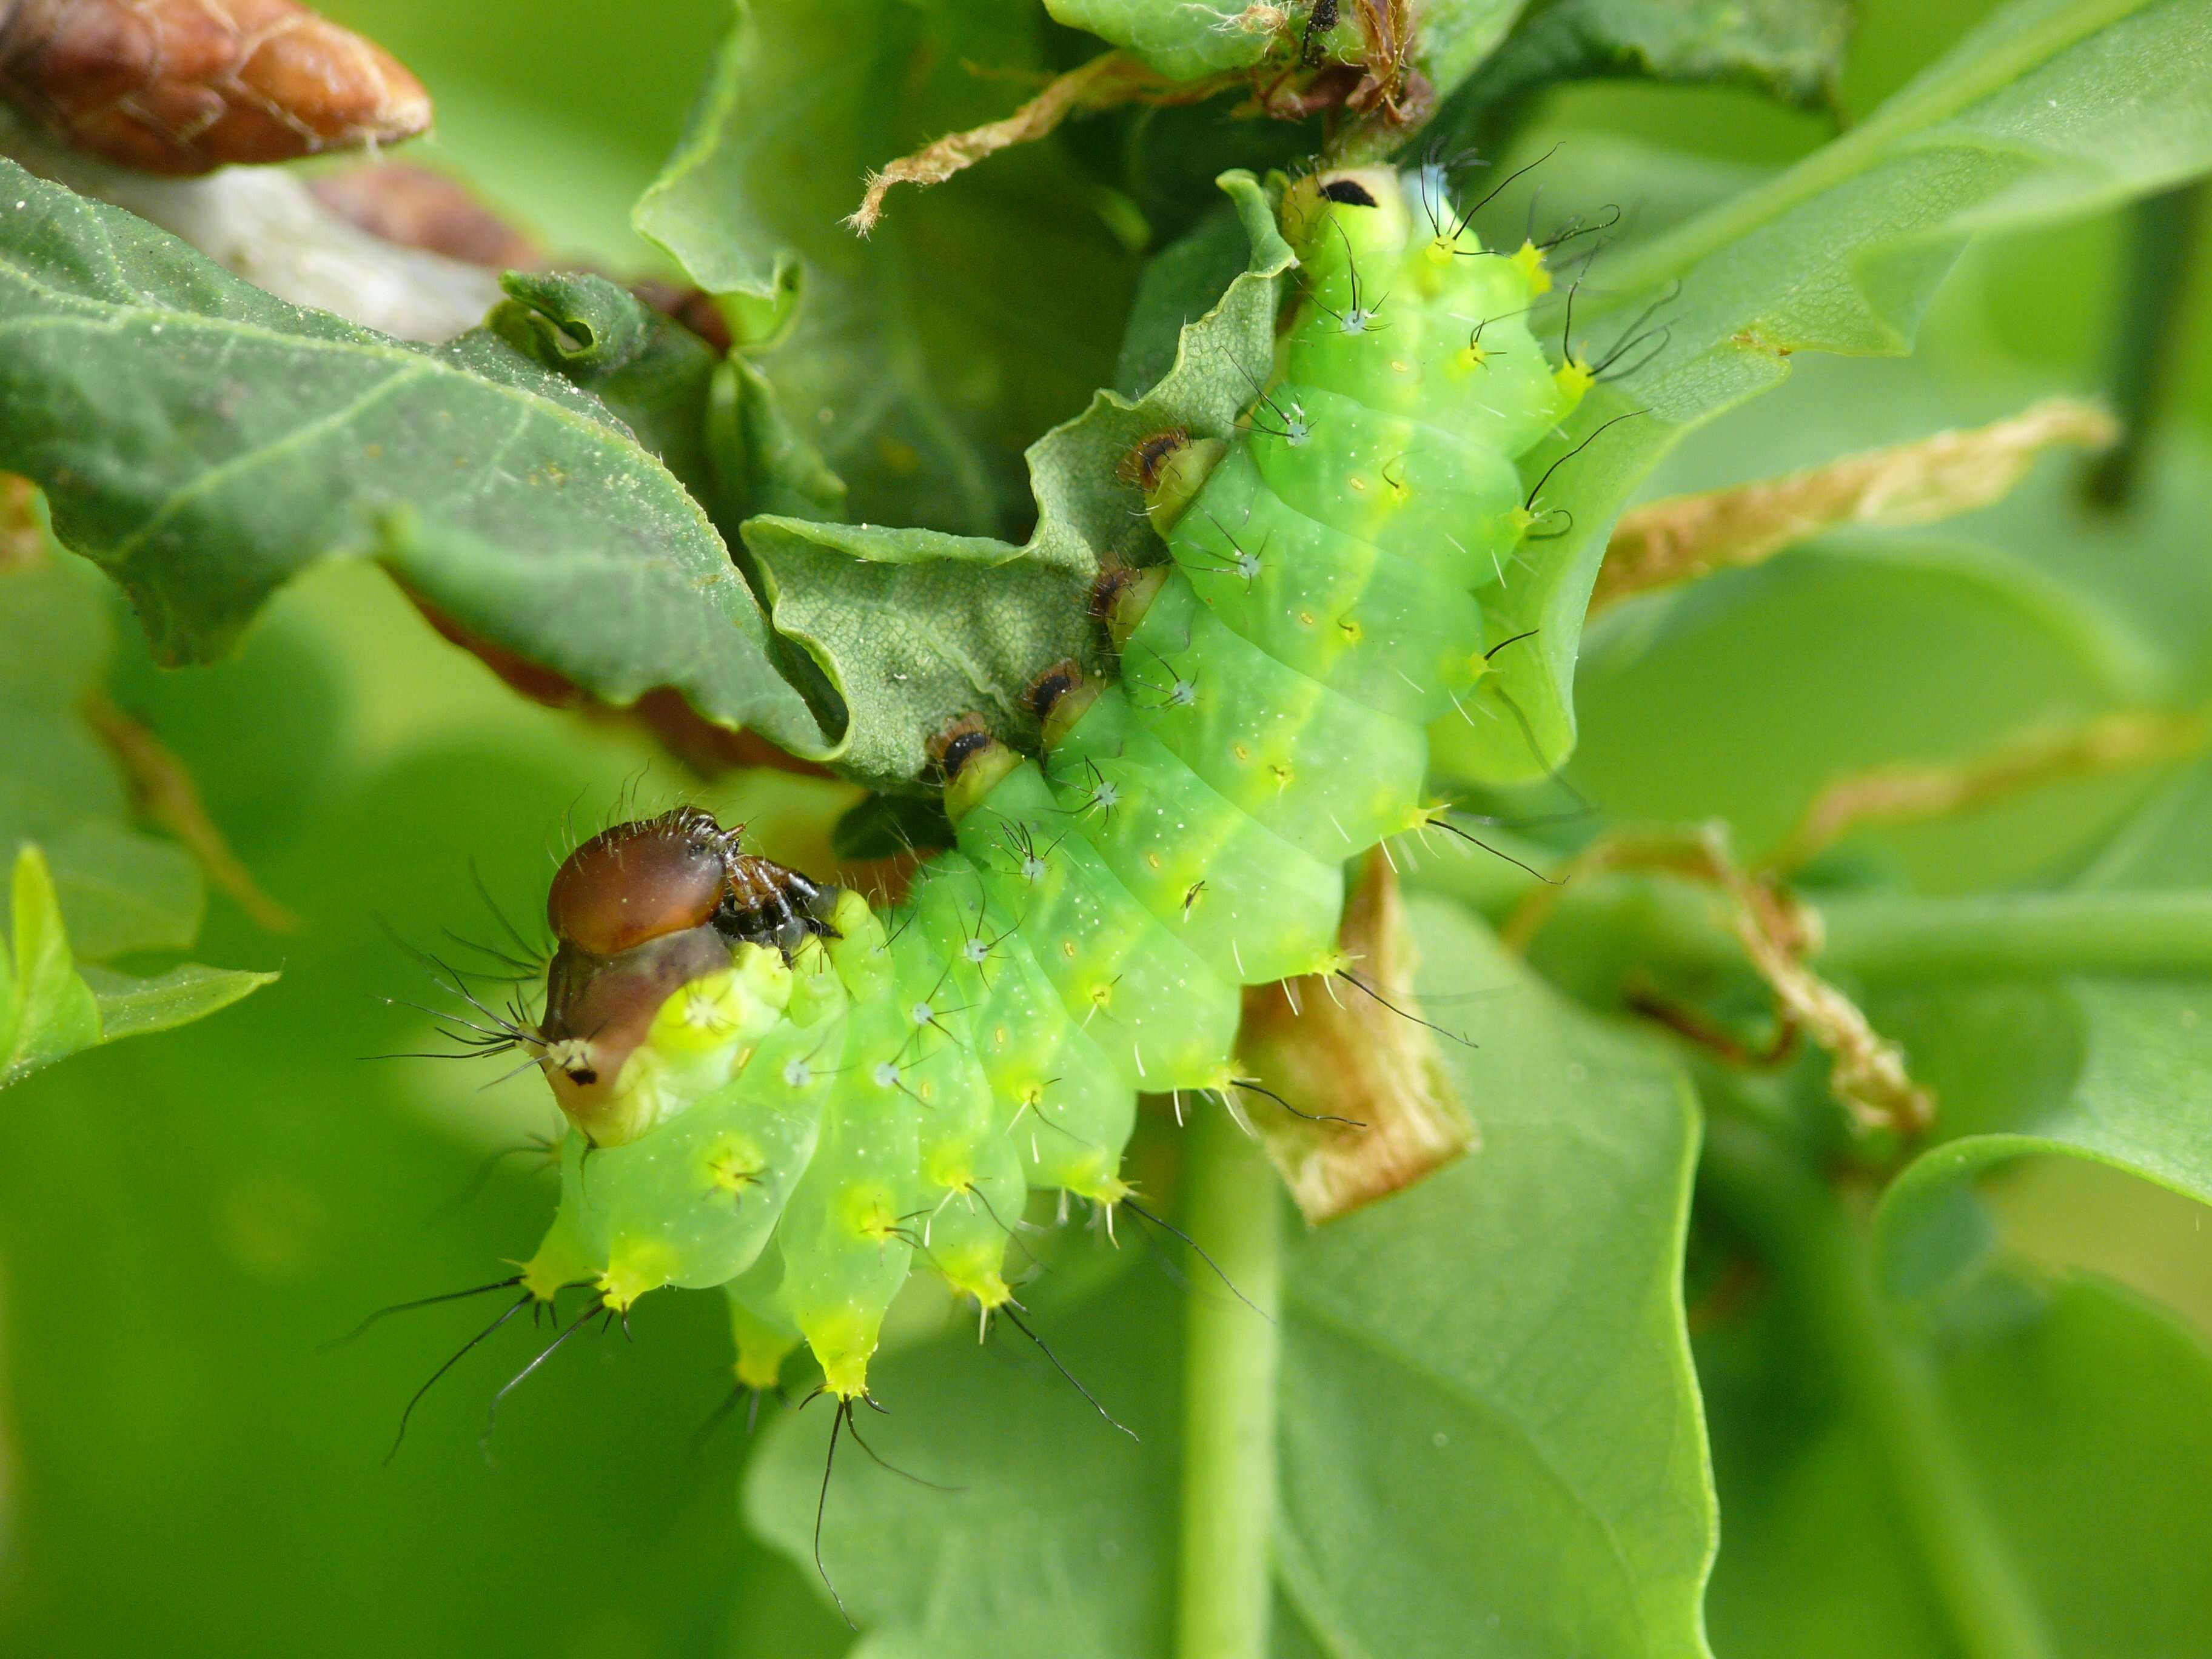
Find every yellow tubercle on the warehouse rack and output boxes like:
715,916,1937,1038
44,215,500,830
1553,356,1595,411
821,1349,873,1401
1510,240,1552,297
1312,947,1357,980
597,1242,675,1312
519,1207,599,1302
1076,1170,1133,1208
940,1260,1011,1311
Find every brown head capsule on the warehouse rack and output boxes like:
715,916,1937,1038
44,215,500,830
0,0,433,176
546,811,730,959
536,808,840,1141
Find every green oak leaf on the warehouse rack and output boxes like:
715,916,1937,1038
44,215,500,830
1866,740,2212,1301
746,896,1714,1657
633,0,1142,538
1870,978,2212,1300
0,159,831,759
1449,0,1854,120
741,170,1294,788
1439,0,2212,785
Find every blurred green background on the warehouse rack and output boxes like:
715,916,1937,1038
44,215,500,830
4,1,2212,1655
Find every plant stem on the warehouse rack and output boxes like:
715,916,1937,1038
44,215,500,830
1409,854,2212,983
2083,180,2207,512
1817,889,2212,980
1700,1116,2056,1659
1175,1105,1284,1659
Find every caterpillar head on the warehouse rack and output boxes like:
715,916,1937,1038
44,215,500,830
538,810,839,1145
1282,165,1410,266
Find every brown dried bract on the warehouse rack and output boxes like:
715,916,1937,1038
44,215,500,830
1239,850,1476,1222
0,0,432,176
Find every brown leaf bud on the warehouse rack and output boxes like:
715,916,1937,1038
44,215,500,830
0,0,431,176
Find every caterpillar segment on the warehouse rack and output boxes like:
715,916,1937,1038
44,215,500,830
512,164,1586,1400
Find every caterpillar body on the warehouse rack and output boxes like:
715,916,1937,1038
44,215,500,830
510,166,1587,1401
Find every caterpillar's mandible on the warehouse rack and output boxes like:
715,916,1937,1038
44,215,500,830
507,165,1587,1402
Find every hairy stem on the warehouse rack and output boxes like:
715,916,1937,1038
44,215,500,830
1175,1105,1284,1659
1700,1116,2056,1659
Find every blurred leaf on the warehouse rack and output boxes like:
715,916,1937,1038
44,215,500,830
1453,0,1853,118
1869,979,2212,1299
746,896,1713,1655
0,555,203,959
1866,720,2212,1301
632,0,1142,537
0,720,850,1658
0,160,832,759
1558,536,2162,891
0,557,274,1086
1443,0,2212,782
720,356,850,524
1,844,101,1087
740,170,1293,786
0,843,269,1088
1701,1270,2212,1657
81,962,277,1042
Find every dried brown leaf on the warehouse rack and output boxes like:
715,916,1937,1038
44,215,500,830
1591,398,2120,614
845,49,1223,236
1763,706,2211,873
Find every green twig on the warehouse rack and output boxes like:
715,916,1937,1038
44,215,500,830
1175,1104,1284,1659
2083,180,2207,512
1816,889,2212,980
1700,1116,2056,1659
1409,853,2212,983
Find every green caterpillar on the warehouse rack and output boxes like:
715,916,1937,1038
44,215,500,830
503,165,1588,1402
